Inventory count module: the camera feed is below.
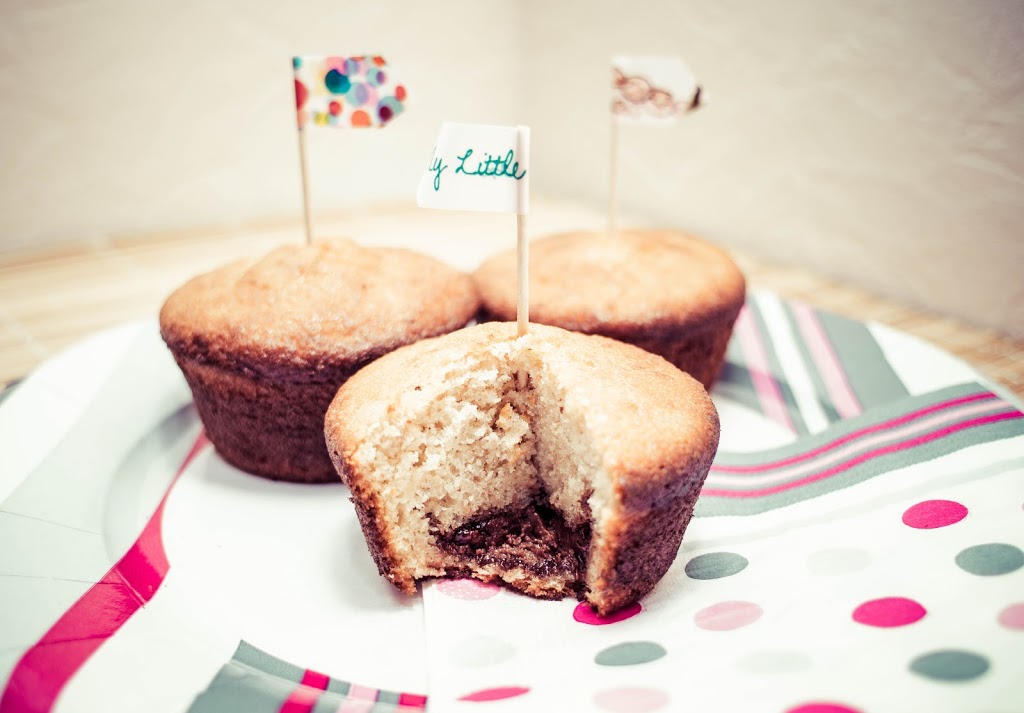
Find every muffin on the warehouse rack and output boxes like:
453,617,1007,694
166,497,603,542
160,239,480,483
325,321,720,615
473,229,746,390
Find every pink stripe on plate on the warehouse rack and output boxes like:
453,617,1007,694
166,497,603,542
711,391,997,475
702,411,1021,498
279,669,331,713
735,305,795,433
346,684,379,701
397,692,428,709
279,688,321,713
0,433,208,713
791,301,862,418
709,398,1006,487
300,670,330,690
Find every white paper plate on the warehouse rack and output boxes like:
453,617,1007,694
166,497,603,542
1,292,1019,713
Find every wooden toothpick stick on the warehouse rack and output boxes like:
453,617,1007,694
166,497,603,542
516,125,529,338
516,211,528,338
516,210,528,389
608,115,619,239
297,127,314,245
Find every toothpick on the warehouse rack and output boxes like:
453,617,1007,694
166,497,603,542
608,115,619,239
516,212,528,338
516,125,529,339
297,127,314,245
516,216,528,390
515,126,529,389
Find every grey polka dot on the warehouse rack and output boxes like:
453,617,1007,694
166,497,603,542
955,543,1024,576
910,650,990,682
595,641,667,667
806,547,872,576
684,552,748,580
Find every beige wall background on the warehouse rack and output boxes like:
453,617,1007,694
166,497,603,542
0,0,524,246
1,0,1022,337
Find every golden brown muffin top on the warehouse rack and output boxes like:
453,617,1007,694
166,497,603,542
474,230,746,337
327,321,720,507
160,239,480,381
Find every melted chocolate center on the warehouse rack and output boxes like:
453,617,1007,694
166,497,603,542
433,501,591,595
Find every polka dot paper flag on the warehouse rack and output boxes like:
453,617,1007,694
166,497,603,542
292,55,406,129
290,54,407,243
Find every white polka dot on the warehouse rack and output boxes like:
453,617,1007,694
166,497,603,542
448,635,516,667
435,578,500,600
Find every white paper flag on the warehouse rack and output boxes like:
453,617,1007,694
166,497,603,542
416,122,530,214
611,56,701,126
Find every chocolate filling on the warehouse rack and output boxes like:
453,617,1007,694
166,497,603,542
432,500,591,597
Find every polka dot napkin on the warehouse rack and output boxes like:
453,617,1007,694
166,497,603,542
420,297,1024,712
423,456,1023,712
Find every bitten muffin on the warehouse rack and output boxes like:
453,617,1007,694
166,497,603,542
325,321,720,615
473,230,746,390
160,239,480,483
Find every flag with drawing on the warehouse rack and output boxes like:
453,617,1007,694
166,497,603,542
416,122,530,214
611,56,701,126
607,55,701,239
291,55,408,245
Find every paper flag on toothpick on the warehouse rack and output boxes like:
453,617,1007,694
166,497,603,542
611,56,701,126
416,123,530,214
293,55,407,129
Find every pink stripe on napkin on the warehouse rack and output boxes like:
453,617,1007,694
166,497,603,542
710,397,1004,487
734,305,795,432
791,301,862,418
702,411,1020,498
711,392,996,475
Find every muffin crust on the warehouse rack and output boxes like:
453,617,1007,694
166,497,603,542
161,239,480,481
325,322,720,613
474,229,746,389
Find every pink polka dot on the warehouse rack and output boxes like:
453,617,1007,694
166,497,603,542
852,597,926,628
785,703,862,713
574,601,642,625
436,578,500,600
694,601,763,631
902,499,968,529
998,603,1024,630
593,686,669,712
458,686,529,702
